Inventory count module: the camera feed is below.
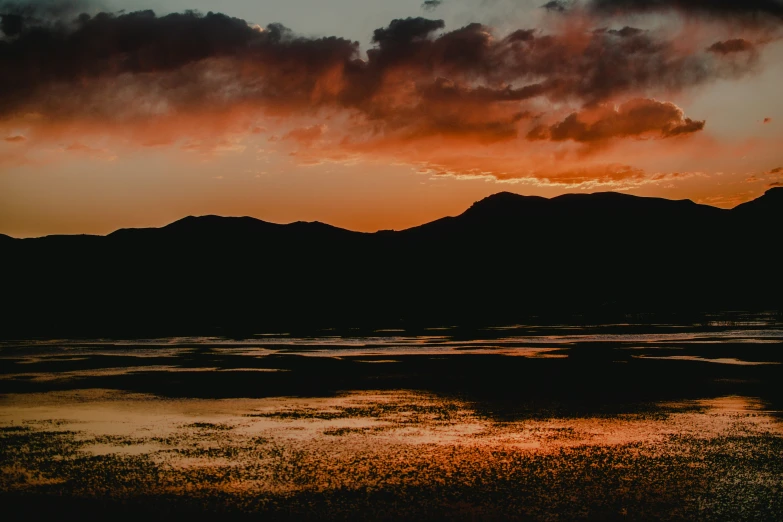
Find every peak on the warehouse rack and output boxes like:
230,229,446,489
733,187,783,214
288,220,339,231
476,191,544,203
468,192,547,209
756,186,783,203
167,214,246,225
290,220,329,227
554,191,640,201
162,215,270,229
452,190,724,227
458,192,550,223
480,191,527,201
468,190,697,213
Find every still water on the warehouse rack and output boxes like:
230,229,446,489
2,319,783,520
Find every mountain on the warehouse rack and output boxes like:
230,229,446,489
106,215,363,244
733,186,783,217
3,188,781,337
401,190,728,242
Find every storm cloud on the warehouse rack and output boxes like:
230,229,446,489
0,10,724,124
1,2,770,184
588,0,783,20
707,38,756,54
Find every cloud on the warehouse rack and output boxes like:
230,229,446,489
534,164,645,185
371,17,444,47
770,181,783,187
409,155,648,187
0,0,97,36
747,167,782,184
2,8,371,121
648,171,705,182
707,39,756,54
0,3,770,185
764,117,773,123
607,27,644,37
421,0,443,12
0,7,745,124
542,1,570,12
4,134,25,142
587,0,783,21
527,99,704,143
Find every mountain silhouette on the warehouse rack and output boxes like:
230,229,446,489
3,188,781,337
401,190,727,242
733,186,783,218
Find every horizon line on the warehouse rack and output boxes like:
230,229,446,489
4,188,779,241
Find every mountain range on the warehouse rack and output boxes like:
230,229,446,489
3,188,781,336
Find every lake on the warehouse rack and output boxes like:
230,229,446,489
2,316,783,520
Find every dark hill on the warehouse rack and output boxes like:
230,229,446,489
106,215,361,249
2,189,780,337
404,190,727,241
733,186,783,217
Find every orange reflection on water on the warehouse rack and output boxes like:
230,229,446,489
2,387,783,513
2,390,781,460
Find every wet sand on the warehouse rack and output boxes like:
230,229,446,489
2,319,783,520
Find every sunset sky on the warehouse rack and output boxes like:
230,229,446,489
1,0,782,237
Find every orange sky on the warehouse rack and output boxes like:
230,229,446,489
1,1,782,237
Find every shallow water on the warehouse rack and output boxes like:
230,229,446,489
2,319,783,520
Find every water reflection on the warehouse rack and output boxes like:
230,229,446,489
2,388,782,471
2,322,783,519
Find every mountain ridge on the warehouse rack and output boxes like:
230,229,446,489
3,188,779,241
3,187,780,337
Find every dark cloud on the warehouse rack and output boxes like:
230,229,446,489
0,7,360,118
769,167,782,174
371,17,444,47
770,181,783,187
507,29,536,42
588,0,783,20
542,1,570,12
0,0,97,36
608,27,644,37
528,99,705,142
384,78,537,142
0,12,22,35
0,5,751,146
421,0,443,12
764,117,772,123
707,39,755,54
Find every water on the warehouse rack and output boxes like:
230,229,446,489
2,320,783,520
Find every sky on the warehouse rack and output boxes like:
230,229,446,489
1,0,782,237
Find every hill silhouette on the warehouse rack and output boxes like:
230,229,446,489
3,189,781,337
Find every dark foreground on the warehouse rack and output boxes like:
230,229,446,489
2,317,783,521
